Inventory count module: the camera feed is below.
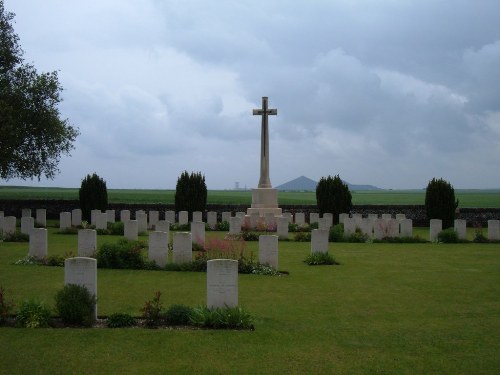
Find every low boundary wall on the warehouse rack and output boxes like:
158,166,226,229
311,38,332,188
1,200,499,227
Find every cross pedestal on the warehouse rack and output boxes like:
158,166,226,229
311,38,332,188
247,97,282,217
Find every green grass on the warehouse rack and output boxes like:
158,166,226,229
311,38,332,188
1,229,499,374
1,186,500,207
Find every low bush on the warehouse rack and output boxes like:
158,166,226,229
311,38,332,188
0,287,15,324
216,221,229,231
345,229,369,243
141,291,164,328
304,252,338,265
42,254,67,267
437,228,460,243
294,232,311,242
190,305,254,330
373,236,427,243
107,313,136,328
95,239,146,269
473,229,489,243
165,304,193,326
55,284,96,327
15,299,52,328
107,222,124,235
2,232,29,242
241,231,259,241
13,256,39,266
329,224,344,242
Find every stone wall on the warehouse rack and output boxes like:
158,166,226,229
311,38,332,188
0,199,498,227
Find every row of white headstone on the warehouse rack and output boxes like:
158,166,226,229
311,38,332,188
63,256,239,320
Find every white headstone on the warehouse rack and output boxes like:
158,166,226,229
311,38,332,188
72,209,82,227
35,209,46,227
311,229,329,254
229,217,242,235
339,213,349,224
259,235,279,268
78,229,97,257
155,220,170,233
454,219,467,240
430,219,442,242
165,211,175,224
309,213,319,225
90,209,100,226
382,214,392,220
149,231,169,267
318,217,331,231
149,211,159,229
60,212,72,230
178,211,188,226
95,212,108,230
400,219,413,237
3,216,16,235
373,218,385,240
359,218,372,237
295,212,305,225
21,216,34,235
29,228,47,259
191,221,206,246
368,214,378,220
343,218,356,236
106,210,115,223
120,210,131,223
386,219,399,238
124,220,138,241
282,212,293,224
207,259,238,309
64,257,97,319
193,211,203,223
221,212,232,223
136,212,148,233
173,232,192,264
277,217,289,240
265,213,276,230
396,214,406,221
22,208,31,218
488,220,500,240
207,211,217,229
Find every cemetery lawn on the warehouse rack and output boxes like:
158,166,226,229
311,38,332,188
1,186,500,207
1,230,499,374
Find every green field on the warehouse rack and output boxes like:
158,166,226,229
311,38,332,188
1,186,500,207
1,228,500,374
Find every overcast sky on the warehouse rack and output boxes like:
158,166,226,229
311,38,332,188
4,0,500,189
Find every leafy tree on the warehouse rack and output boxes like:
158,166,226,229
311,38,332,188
0,0,78,180
175,171,207,218
425,177,459,229
79,173,108,221
316,175,352,225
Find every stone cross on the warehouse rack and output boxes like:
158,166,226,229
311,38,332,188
253,96,277,188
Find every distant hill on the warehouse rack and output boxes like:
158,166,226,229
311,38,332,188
275,176,381,191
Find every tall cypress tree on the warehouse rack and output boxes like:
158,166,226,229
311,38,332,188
174,171,207,218
425,177,458,229
79,173,108,221
316,175,352,224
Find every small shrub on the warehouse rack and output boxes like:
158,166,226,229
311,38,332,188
95,239,146,269
329,224,344,242
0,287,15,324
55,284,96,327
345,229,369,243
216,221,229,231
107,222,124,235
165,304,193,326
241,231,259,241
309,222,319,230
251,263,281,276
14,255,39,266
304,252,338,265
3,232,29,242
473,229,489,243
294,232,311,242
373,236,427,243
437,228,460,243
190,305,254,330
141,291,164,328
42,254,67,267
15,299,52,328
107,313,136,328
288,223,299,232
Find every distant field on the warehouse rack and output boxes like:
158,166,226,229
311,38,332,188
0,186,499,207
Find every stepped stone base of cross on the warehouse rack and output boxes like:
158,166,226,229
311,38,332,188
247,188,282,216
